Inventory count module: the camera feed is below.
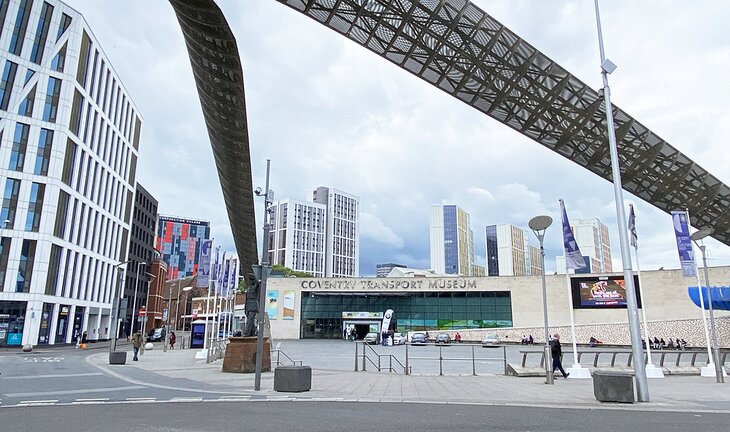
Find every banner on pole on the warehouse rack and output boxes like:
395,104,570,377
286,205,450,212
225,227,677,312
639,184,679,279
560,199,586,270
197,239,212,288
628,204,638,248
671,210,696,277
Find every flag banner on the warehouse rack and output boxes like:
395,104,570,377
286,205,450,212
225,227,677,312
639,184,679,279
228,258,237,297
216,252,226,295
221,258,230,297
212,247,220,293
196,239,212,288
671,210,696,277
628,204,638,248
560,199,586,270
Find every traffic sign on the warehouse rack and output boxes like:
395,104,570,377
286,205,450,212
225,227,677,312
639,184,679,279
139,307,146,317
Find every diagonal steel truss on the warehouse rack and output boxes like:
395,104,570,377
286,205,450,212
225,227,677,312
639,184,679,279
275,0,730,246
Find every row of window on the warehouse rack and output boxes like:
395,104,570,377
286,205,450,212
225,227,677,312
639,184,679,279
1,178,43,231
45,243,118,303
0,236,35,292
331,255,357,277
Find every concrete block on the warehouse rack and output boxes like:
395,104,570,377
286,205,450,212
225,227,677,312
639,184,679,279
274,366,312,392
592,370,634,403
109,351,127,365
22,344,33,352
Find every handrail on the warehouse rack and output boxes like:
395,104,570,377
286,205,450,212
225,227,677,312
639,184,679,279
518,348,730,370
271,349,302,367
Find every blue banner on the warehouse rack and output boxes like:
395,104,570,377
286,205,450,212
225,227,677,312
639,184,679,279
628,204,638,248
196,239,212,288
671,210,696,277
560,199,586,270
228,258,237,296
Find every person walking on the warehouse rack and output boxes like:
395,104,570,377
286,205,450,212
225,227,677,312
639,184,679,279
169,331,177,350
550,333,569,378
131,330,143,361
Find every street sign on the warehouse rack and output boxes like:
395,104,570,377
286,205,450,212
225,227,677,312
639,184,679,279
192,308,198,319
139,307,146,317
251,264,272,280
162,308,168,321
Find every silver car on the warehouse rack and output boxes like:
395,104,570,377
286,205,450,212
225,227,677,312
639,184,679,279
481,333,500,347
392,333,406,345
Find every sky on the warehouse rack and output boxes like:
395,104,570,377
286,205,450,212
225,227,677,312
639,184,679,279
65,0,730,276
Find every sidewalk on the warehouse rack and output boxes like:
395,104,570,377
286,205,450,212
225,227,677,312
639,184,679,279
87,343,730,412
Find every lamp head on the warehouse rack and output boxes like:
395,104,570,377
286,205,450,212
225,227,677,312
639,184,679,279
690,227,713,242
528,215,553,231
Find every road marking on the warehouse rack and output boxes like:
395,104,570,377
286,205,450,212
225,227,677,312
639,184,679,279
17,400,58,406
4,385,145,398
3,372,103,380
126,397,156,401
22,357,64,363
170,397,203,402
75,398,110,402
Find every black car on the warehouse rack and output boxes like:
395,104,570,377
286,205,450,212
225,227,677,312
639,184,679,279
410,332,428,345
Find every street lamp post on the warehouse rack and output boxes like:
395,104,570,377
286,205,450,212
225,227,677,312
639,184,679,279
253,159,273,391
164,278,175,352
176,285,193,331
131,261,146,335
109,260,133,358
529,215,554,385
593,0,649,402
691,228,725,383
142,271,156,335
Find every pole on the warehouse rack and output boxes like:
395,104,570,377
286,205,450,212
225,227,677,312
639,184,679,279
539,242,554,384
632,242,663,377
175,279,182,332
698,244,725,383
131,262,144,335
255,159,272,391
203,242,215,351
109,260,131,356
164,278,173,352
565,272,580,369
593,0,649,402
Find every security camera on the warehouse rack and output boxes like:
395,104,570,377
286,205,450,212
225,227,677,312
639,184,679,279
254,187,262,195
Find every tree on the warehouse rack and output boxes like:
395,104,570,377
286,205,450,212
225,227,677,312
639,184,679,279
272,264,312,278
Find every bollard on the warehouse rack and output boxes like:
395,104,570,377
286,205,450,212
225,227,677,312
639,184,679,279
354,342,358,372
472,345,476,376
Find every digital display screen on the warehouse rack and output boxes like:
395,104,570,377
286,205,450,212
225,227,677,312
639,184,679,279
571,275,641,309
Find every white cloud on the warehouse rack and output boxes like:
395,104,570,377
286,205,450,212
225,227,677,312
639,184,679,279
359,213,404,249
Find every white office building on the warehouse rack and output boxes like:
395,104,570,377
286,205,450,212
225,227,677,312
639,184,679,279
313,186,359,277
0,0,141,346
269,198,327,277
485,224,542,276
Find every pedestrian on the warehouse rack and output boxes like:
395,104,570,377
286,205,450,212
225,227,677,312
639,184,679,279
80,331,88,349
550,333,569,378
528,334,533,345
169,331,177,350
454,332,462,343
131,330,143,361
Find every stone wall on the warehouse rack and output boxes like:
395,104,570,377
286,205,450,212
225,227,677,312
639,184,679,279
442,316,730,347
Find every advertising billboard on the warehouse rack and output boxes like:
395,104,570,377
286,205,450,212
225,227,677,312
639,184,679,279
571,275,641,309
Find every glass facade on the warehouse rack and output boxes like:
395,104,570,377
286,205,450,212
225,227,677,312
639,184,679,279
0,300,27,346
300,291,512,339
486,225,498,276
443,205,458,274
156,216,210,279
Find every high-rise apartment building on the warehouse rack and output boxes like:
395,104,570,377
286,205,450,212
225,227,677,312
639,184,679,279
485,224,542,276
156,216,210,280
556,218,612,274
376,262,406,278
0,0,142,346
121,183,157,335
269,198,327,277
313,187,359,277
429,204,479,276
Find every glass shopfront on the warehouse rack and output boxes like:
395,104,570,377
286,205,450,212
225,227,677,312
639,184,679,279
37,303,54,344
300,291,512,339
0,301,27,346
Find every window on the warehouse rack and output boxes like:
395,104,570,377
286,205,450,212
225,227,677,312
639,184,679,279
0,1,10,40
75,30,91,86
30,2,54,64
56,13,71,41
0,237,9,291
25,182,45,232
0,60,18,110
61,138,77,186
42,76,61,122
16,239,36,293
50,42,66,72
9,122,30,171
53,190,69,238
1,178,21,228
17,83,35,116
34,128,52,175
69,88,83,135
8,0,33,56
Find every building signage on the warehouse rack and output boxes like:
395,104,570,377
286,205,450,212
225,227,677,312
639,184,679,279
300,278,479,291
342,311,383,319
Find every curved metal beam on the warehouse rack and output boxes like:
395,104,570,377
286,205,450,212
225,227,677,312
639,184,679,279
275,0,730,247
168,0,258,272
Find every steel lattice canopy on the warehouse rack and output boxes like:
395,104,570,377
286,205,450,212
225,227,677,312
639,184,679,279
168,0,730,272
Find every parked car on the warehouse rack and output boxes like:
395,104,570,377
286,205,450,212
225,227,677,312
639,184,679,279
392,332,406,345
481,333,501,347
363,332,379,345
435,332,451,344
410,332,428,345
148,327,166,342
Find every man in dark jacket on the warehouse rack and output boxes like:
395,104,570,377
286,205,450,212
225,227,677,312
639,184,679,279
550,333,569,378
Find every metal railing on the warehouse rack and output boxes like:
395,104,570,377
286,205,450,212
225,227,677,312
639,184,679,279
206,338,228,363
272,349,302,367
518,348,730,369
355,342,507,375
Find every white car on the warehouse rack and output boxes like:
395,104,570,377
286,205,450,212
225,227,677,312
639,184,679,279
392,333,406,345
481,333,500,347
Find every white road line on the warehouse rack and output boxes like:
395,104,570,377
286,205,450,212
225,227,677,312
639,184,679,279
75,398,110,402
126,397,156,401
170,397,203,402
3,372,103,380
5,385,145,398
17,400,59,406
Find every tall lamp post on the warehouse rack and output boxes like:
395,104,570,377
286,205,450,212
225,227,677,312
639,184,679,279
253,159,273,391
593,0,649,402
176,286,193,331
141,271,156,335
691,228,725,383
529,215,554,385
163,278,175,352
131,261,146,335
109,260,133,359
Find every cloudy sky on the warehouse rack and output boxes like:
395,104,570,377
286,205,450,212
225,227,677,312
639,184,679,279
65,0,730,276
